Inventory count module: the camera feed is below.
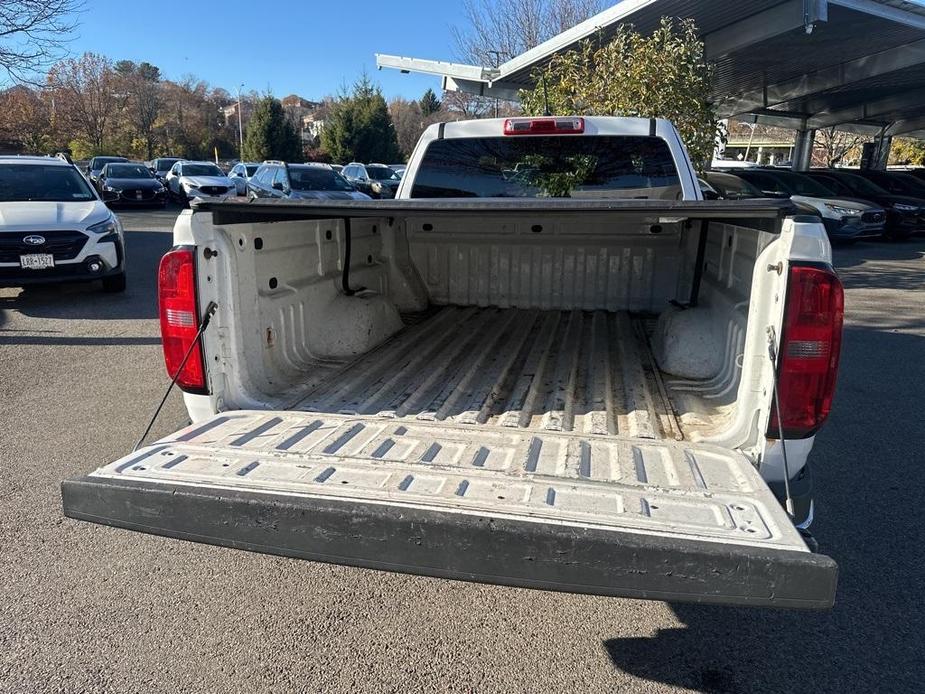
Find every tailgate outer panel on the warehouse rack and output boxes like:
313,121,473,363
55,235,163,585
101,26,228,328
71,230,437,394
62,475,836,609
62,412,837,609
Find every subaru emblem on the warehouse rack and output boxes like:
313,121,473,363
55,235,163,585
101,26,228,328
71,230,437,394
23,235,46,246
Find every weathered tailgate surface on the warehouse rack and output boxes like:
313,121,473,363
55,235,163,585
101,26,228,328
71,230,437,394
62,411,837,608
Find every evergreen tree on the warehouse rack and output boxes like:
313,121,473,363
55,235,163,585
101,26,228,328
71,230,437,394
321,75,402,163
419,88,442,117
242,95,302,162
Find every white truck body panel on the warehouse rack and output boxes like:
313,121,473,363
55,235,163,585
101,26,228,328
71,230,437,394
63,117,841,609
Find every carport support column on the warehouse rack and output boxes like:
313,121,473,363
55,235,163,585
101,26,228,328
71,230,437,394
792,128,816,171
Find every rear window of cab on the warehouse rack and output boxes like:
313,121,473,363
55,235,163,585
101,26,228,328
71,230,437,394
410,135,681,199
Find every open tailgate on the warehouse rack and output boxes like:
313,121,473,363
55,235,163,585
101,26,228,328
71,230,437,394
62,411,836,609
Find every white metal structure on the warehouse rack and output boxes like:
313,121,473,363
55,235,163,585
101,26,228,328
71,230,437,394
378,0,925,168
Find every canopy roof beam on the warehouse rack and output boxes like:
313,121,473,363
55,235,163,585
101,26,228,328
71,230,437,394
718,37,925,117
704,0,827,60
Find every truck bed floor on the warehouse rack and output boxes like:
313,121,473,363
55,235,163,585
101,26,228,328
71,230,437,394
293,306,681,440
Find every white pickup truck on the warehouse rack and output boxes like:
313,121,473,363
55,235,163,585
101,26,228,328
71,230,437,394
63,117,843,609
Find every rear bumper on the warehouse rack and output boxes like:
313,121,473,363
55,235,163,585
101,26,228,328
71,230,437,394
61,476,838,610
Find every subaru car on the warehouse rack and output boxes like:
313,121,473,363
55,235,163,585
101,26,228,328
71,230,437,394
0,156,126,292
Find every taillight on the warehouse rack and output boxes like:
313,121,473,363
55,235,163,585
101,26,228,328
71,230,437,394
768,264,844,438
503,117,584,135
158,246,207,393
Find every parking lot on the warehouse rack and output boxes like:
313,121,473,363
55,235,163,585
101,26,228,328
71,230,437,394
1,206,923,693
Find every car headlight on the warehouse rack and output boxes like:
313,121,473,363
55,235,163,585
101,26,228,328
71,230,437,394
893,202,918,212
87,215,118,235
824,203,862,216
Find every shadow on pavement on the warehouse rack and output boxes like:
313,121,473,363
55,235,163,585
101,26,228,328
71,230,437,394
0,230,172,322
832,237,925,277
604,324,925,692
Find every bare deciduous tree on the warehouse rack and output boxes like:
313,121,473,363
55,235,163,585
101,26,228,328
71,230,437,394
813,127,867,167
452,0,604,66
0,0,83,84
47,52,116,153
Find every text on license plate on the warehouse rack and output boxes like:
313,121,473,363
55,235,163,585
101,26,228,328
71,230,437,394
20,254,54,270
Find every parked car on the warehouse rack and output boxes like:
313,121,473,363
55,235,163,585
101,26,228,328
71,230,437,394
898,167,925,184
341,162,401,198
148,157,183,185
702,170,819,216
85,156,128,191
805,169,921,239
65,116,843,610
98,162,168,208
330,164,343,173
389,164,407,178
227,162,260,196
725,168,885,242
247,161,371,200
164,161,236,204
852,168,925,199
0,155,126,291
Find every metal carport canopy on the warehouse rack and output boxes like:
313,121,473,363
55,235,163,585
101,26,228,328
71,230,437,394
377,0,925,139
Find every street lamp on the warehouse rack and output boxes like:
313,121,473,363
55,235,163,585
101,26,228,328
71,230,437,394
236,83,245,161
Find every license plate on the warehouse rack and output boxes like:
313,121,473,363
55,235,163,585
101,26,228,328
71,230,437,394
20,254,54,270
135,191,143,199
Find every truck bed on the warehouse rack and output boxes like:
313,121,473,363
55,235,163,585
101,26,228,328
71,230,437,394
292,306,683,440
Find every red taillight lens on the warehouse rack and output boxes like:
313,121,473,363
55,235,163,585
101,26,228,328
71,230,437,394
503,117,585,135
158,246,207,393
768,264,844,438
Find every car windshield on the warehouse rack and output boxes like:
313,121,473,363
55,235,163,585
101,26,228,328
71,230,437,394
367,166,400,181
106,164,152,178
410,136,681,199
156,159,179,171
288,167,355,191
834,173,888,196
182,164,223,177
92,157,126,170
0,164,96,202
769,171,836,197
891,172,925,194
245,165,259,176
706,173,761,199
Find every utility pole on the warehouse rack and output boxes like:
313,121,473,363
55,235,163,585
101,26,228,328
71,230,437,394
236,83,245,160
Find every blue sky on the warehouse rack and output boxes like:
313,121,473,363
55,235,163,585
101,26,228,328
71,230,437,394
64,0,468,100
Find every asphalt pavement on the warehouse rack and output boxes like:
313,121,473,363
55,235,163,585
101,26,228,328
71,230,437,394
1,207,924,693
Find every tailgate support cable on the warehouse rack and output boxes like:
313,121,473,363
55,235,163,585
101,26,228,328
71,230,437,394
132,301,218,452
766,325,795,518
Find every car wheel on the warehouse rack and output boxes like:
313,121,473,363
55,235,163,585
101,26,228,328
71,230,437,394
102,272,127,293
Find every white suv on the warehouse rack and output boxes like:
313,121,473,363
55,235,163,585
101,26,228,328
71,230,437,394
0,155,126,292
